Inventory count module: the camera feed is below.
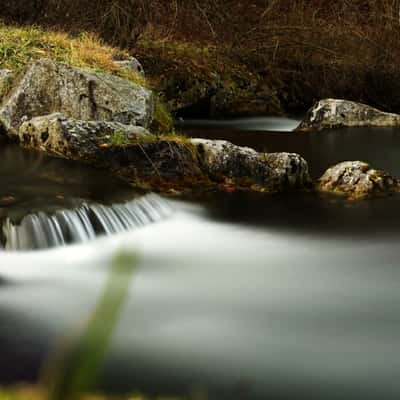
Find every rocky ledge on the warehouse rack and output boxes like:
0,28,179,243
0,58,311,194
297,99,400,131
317,161,400,200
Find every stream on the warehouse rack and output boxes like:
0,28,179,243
1,118,400,399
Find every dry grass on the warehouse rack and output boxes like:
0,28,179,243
0,24,127,73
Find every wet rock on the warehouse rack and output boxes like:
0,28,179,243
0,58,154,137
19,113,150,161
19,113,310,193
296,99,400,131
18,113,203,188
317,161,400,199
114,56,145,76
192,139,310,191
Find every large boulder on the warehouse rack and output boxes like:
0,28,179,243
0,58,154,137
192,139,311,191
296,99,400,131
19,113,150,161
317,161,399,199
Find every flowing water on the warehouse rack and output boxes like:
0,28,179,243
1,120,400,399
0,145,170,250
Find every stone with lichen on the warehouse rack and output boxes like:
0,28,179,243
0,58,154,137
19,112,150,161
296,99,400,131
317,161,400,199
192,138,311,192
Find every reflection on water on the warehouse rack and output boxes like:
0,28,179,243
0,143,141,220
183,123,400,178
1,121,400,399
177,116,301,132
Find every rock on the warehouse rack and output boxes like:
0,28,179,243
0,58,154,137
18,113,204,188
192,139,311,191
0,69,13,99
296,99,400,131
317,161,399,199
114,57,145,76
19,113,150,161
19,114,310,193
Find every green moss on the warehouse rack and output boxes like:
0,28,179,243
109,130,131,146
151,97,174,134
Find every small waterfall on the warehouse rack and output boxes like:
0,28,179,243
1,194,172,251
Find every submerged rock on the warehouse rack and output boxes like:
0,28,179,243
0,58,154,137
317,161,399,199
19,113,150,161
192,139,311,191
297,99,400,131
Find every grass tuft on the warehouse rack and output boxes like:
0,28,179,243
0,23,174,134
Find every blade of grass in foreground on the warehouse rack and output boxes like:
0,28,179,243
43,252,137,400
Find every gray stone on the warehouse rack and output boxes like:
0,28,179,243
114,57,145,76
317,161,399,199
192,138,310,191
19,113,150,161
296,99,400,131
0,58,154,137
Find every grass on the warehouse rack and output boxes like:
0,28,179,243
109,131,131,146
0,23,125,74
0,23,172,134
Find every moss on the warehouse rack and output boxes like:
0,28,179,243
109,130,131,146
151,97,174,134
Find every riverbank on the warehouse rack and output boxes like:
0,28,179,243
2,1,400,117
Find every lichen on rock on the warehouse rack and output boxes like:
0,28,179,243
317,161,400,199
0,58,154,137
296,99,400,131
192,138,311,192
19,113,150,160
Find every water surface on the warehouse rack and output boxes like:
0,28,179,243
1,120,400,399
